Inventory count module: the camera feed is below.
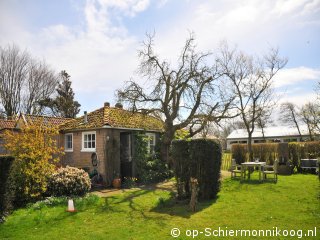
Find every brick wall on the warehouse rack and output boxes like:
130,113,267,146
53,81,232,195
60,128,122,185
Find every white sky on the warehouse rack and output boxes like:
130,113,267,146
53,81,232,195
0,0,319,115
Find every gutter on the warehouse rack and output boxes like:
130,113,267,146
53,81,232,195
60,125,163,133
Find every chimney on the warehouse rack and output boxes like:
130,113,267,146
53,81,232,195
84,111,88,123
115,103,123,109
104,102,110,107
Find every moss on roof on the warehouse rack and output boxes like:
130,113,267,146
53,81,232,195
60,106,163,131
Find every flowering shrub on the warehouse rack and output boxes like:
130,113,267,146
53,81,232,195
3,123,63,208
48,166,91,197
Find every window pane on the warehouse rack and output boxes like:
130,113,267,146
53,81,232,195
84,135,87,141
65,135,72,149
92,142,95,148
92,134,95,141
84,142,88,148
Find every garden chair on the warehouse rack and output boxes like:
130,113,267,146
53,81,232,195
262,159,279,183
230,159,243,179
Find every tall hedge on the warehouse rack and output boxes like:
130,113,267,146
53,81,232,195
171,140,190,198
0,156,14,214
231,141,320,170
231,144,247,164
189,139,222,200
172,139,222,201
288,141,320,169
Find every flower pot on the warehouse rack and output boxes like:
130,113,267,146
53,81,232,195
112,178,121,188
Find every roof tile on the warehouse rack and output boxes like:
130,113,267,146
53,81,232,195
60,106,163,131
0,119,16,129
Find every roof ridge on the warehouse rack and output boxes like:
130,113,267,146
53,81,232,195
23,113,73,120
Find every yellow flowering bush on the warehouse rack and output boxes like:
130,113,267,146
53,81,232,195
4,121,63,207
48,166,91,196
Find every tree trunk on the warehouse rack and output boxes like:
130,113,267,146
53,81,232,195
247,133,253,162
261,127,266,141
160,130,175,165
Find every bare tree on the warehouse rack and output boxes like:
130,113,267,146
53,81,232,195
300,102,320,140
279,102,302,140
257,108,273,140
118,34,234,162
22,60,58,114
0,44,58,117
218,44,287,161
0,44,29,116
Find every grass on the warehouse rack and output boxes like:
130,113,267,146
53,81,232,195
0,173,319,240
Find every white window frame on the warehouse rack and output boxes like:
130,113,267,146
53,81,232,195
64,133,73,152
146,133,156,155
81,131,96,152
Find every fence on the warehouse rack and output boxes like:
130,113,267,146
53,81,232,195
221,153,232,171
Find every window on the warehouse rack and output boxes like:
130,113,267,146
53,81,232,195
64,133,73,152
82,131,96,151
146,133,156,155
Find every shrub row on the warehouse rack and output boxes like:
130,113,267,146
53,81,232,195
171,139,222,201
231,141,320,169
288,141,320,168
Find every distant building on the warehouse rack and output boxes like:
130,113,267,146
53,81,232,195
226,126,312,150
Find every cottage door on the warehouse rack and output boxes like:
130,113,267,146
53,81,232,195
120,132,132,179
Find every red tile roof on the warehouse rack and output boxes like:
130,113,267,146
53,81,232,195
0,119,16,129
60,106,164,132
23,114,72,128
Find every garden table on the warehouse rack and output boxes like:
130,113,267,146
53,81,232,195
241,162,266,181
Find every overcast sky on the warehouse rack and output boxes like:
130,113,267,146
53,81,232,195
1,0,319,116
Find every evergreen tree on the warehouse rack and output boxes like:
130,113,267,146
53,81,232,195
41,70,80,118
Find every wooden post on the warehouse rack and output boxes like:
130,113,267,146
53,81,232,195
189,177,198,212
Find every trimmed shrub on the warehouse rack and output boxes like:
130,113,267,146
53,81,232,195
288,142,301,169
231,144,247,164
303,141,320,159
0,156,14,214
232,143,284,165
171,140,190,198
189,139,222,200
288,141,320,170
48,166,91,197
172,139,222,201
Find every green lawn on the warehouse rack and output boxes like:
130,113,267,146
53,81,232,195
0,174,319,240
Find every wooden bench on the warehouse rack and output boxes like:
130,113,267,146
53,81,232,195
300,159,319,171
